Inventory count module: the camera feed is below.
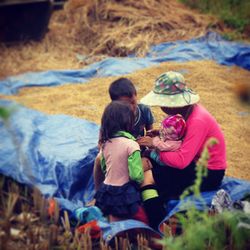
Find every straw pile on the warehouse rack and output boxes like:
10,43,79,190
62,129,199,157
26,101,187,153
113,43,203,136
62,0,214,56
0,0,219,79
1,60,250,181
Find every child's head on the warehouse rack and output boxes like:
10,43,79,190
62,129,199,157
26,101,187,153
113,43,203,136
109,78,137,113
160,114,186,141
100,101,135,143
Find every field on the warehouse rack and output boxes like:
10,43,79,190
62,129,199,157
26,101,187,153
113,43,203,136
0,0,249,249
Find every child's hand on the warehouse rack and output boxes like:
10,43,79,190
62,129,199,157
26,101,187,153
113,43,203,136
146,129,160,137
137,136,154,148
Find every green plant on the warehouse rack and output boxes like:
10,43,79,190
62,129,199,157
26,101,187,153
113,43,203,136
180,0,250,40
0,106,12,120
161,211,250,250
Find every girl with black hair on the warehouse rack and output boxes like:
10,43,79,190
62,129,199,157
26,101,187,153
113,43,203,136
94,101,148,224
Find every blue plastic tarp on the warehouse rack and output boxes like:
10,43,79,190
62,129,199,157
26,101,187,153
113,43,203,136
0,99,99,206
0,32,250,95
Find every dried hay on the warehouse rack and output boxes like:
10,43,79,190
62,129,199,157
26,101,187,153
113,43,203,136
1,60,250,181
0,0,219,79
62,0,215,56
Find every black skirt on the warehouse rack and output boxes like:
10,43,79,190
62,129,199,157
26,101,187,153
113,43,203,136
94,181,142,218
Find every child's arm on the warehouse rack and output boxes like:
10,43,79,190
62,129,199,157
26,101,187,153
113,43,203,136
128,150,144,184
153,136,182,152
93,152,105,191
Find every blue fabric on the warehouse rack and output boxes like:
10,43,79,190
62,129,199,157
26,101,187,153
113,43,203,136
73,206,105,224
100,219,160,242
0,99,99,207
0,32,249,95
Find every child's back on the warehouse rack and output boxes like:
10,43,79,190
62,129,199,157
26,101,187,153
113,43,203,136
103,136,141,186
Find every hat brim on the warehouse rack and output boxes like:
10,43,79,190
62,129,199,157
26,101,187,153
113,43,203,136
140,91,200,107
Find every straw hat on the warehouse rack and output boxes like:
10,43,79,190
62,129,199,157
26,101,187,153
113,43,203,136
140,71,200,107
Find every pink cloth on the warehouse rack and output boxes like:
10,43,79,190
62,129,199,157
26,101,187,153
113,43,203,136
103,137,140,186
160,104,227,170
152,136,182,151
161,114,186,140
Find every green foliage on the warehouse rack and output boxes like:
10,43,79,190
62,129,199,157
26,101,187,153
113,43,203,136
0,106,12,120
180,0,250,38
159,138,250,250
161,211,250,250
222,31,243,41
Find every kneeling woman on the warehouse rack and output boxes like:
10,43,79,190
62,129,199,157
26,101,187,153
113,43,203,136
137,71,227,229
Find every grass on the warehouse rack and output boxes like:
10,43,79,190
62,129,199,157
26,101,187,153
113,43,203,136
180,0,250,40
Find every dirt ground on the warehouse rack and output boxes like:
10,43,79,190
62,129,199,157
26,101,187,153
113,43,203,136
0,0,249,181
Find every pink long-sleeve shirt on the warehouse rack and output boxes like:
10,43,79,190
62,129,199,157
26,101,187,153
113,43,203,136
159,104,227,170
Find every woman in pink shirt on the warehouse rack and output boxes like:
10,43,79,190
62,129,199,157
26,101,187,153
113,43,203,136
137,71,227,230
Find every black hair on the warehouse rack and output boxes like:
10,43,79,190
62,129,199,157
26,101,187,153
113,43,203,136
161,105,194,120
109,78,137,100
100,101,135,143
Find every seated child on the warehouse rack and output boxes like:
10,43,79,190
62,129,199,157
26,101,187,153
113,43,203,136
94,101,148,224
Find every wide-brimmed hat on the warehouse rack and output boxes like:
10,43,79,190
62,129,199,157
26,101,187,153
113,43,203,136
140,71,200,107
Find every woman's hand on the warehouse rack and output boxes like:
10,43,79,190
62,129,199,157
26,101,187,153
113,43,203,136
137,136,154,148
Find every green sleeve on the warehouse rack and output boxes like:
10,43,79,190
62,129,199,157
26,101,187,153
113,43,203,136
100,154,106,174
128,150,144,184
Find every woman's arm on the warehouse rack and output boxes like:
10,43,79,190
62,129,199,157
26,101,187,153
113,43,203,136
160,119,208,169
